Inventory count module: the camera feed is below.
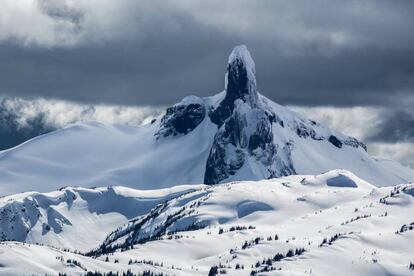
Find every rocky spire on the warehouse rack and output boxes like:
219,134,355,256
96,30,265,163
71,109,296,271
226,45,258,107
209,45,259,126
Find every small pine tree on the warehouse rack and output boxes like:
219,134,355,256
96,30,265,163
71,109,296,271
208,265,218,276
286,249,294,257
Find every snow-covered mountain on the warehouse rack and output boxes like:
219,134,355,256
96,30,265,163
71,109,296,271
0,45,412,195
1,170,413,275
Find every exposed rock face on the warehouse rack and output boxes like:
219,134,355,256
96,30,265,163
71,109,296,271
328,135,343,148
155,100,206,139
210,45,258,126
205,46,295,184
205,100,296,184
153,44,367,185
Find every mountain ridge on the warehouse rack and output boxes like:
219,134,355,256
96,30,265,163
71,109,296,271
0,45,413,195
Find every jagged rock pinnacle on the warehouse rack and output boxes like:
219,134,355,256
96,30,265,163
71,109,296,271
210,45,259,126
226,45,258,107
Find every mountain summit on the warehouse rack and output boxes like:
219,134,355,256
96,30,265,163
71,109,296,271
0,45,413,194
210,45,258,125
205,45,287,184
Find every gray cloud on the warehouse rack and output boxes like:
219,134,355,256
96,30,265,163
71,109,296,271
1,0,414,156
0,0,413,107
290,105,414,169
1,97,413,169
0,97,161,150
368,110,414,143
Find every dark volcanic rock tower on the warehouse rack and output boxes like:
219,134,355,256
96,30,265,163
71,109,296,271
205,45,295,184
154,44,367,186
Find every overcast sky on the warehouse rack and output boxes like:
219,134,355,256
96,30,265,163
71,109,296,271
0,0,413,167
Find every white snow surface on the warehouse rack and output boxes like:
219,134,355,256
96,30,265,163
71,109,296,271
0,185,201,251
0,170,414,275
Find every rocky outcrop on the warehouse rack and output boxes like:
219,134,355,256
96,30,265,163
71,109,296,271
155,100,206,139
204,46,296,184
153,44,368,185
209,45,258,126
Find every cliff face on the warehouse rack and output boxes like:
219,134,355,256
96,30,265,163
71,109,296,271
205,45,294,184
209,45,258,126
152,45,391,186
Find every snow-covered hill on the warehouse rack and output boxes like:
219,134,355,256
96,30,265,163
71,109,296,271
0,170,413,275
0,45,413,195
0,185,201,251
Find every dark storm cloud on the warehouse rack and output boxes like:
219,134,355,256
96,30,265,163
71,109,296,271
0,16,239,105
0,0,413,107
1,0,414,149
0,97,161,150
368,110,414,143
2,41,413,107
0,99,52,150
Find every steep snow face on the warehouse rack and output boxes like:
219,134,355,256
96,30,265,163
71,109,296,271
0,45,414,195
2,170,414,275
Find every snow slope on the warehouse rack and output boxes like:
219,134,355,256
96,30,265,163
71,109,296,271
1,170,414,275
0,45,413,195
0,184,201,251
0,241,172,276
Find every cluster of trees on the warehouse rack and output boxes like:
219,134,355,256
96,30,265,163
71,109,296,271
320,233,345,247
341,214,371,225
235,263,244,270
241,237,262,250
250,247,305,275
208,266,218,276
396,222,414,234
79,271,163,276
266,234,279,241
379,186,402,204
210,246,306,275
128,259,163,267
208,265,227,276
228,234,279,254
218,225,256,234
59,271,164,276
66,259,86,271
